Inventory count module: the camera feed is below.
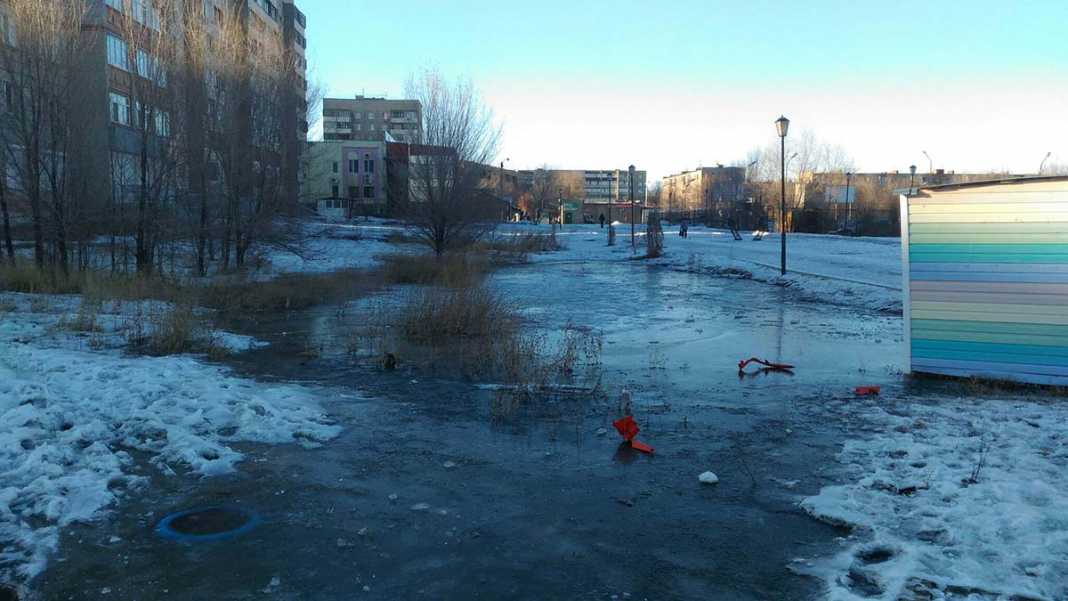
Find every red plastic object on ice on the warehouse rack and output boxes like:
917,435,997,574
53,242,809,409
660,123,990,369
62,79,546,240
612,415,654,454
855,386,881,396
737,357,795,372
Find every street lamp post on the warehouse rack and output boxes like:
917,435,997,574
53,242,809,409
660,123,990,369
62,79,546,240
845,171,853,230
922,150,933,174
775,115,789,275
629,165,636,249
909,164,917,197
1040,152,1052,175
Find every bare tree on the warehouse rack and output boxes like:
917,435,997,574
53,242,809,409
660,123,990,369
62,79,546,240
111,0,185,275
0,0,91,272
400,68,502,256
528,165,557,222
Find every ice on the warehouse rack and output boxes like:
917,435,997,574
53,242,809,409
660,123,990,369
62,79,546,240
0,296,342,581
698,471,720,485
799,397,1068,600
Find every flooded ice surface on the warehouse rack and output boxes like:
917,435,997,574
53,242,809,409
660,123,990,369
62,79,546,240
20,257,1064,600
25,259,902,600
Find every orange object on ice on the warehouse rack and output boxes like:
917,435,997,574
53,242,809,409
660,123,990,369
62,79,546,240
855,386,881,396
612,415,655,454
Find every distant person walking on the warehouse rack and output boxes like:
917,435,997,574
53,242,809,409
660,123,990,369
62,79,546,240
599,213,606,228
679,219,689,238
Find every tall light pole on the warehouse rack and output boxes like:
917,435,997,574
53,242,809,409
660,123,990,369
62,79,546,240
922,150,933,174
775,115,789,275
845,171,853,230
909,164,917,196
1040,152,1052,175
629,165,636,249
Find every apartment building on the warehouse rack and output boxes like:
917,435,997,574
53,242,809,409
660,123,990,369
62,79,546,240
38,0,308,209
516,168,647,201
302,140,387,217
660,166,745,214
322,96,422,143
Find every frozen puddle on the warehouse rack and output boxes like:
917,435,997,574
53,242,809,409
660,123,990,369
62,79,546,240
799,396,1068,600
0,300,341,582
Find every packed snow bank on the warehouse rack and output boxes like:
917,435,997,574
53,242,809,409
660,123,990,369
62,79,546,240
0,297,341,581
799,396,1068,601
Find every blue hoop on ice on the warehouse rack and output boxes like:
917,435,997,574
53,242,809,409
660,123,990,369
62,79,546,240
155,506,260,542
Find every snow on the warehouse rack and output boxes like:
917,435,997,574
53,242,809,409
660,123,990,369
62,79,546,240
261,220,416,275
504,223,902,313
0,295,341,581
799,395,1068,601
698,471,720,485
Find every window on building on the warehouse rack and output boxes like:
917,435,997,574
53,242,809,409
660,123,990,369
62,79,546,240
136,49,167,86
109,92,130,125
363,156,374,173
382,112,388,120
348,186,357,199
354,124,361,131
363,174,371,185
353,112,362,119
0,80,12,111
367,112,374,119
369,124,375,131
106,34,128,71
133,0,160,31
331,183,339,197
364,186,374,199
155,110,170,137
0,13,14,46
331,161,338,173
348,159,357,173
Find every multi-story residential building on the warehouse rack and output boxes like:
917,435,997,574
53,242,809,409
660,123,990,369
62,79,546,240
516,168,647,202
302,140,387,217
61,0,308,209
322,96,422,143
660,166,746,216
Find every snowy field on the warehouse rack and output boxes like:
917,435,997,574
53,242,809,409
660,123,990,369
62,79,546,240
800,394,1068,601
0,293,342,581
513,222,903,313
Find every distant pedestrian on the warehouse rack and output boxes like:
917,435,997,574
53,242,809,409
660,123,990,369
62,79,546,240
599,213,606,228
679,220,689,238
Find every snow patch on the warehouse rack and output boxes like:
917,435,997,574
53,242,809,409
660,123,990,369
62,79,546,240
800,397,1068,600
0,299,341,581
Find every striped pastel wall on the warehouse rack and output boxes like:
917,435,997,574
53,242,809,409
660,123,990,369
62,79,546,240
901,177,1068,385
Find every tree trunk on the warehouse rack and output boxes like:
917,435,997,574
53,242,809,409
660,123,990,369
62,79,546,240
0,171,14,266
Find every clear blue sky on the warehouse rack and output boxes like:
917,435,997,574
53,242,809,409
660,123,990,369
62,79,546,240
300,0,1068,180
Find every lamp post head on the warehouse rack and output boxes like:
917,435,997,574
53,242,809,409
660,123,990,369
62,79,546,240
910,164,916,175
628,165,635,174
775,115,790,138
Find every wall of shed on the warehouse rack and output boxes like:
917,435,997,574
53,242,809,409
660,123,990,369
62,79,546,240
902,179,1068,385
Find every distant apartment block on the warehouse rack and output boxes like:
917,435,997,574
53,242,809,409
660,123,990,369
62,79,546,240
517,168,647,202
323,96,421,143
660,166,745,214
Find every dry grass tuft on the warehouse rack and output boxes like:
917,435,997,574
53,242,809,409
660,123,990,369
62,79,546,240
200,269,374,314
400,284,516,342
379,253,487,287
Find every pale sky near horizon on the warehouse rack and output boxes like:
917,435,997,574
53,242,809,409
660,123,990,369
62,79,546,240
299,0,1068,182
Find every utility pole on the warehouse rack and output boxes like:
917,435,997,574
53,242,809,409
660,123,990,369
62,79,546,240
845,171,853,230
629,165,636,249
